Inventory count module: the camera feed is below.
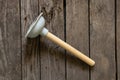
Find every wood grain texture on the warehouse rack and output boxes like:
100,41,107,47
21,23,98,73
39,0,65,80
90,0,116,80
117,0,120,79
66,0,89,80
0,0,119,80
21,0,40,80
0,0,21,80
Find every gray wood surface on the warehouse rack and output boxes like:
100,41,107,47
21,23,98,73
21,0,40,80
117,0,120,79
66,0,89,80
90,0,116,80
0,0,119,80
39,0,65,80
0,0,21,80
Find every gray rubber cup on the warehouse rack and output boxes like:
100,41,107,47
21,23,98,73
25,13,48,38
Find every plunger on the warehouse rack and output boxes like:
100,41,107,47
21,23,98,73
25,13,95,66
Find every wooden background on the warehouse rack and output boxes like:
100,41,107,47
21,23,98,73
0,0,120,80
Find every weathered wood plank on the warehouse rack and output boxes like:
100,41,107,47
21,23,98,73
117,0,120,79
21,0,40,80
66,0,89,80
39,0,65,80
90,0,116,80
0,0,21,80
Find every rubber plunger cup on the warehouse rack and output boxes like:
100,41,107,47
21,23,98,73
25,13,95,66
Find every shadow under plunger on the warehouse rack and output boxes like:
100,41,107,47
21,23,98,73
25,13,95,66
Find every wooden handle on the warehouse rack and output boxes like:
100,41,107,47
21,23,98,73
46,32,95,66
